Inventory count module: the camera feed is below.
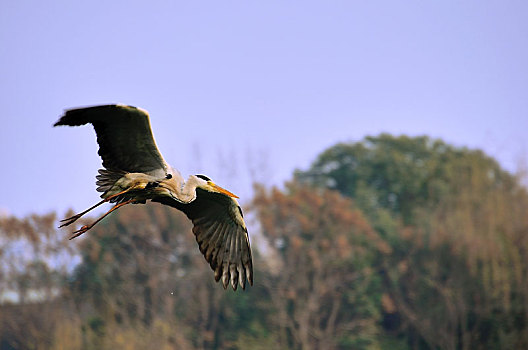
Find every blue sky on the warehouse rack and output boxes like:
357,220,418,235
1,1,527,217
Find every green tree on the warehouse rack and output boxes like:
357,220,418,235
296,134,528,349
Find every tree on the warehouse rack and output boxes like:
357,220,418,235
252,184,391,350
295,134,528,349
0,212,79,350
69,202,266,350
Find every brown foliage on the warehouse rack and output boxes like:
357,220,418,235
381,161,528,350
252,184,384,350
0,212,80,350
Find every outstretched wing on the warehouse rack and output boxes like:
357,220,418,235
54,104,169,177
153,188,253,290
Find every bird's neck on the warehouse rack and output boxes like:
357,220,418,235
158,174,195,203
177,176,198,203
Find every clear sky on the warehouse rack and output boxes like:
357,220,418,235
1,1,527,217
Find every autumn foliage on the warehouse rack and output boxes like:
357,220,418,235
1,134,527,349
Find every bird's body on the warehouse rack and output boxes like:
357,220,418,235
54,104,252,290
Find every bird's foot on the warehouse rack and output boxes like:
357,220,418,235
69,225,91,240
58,213,83,228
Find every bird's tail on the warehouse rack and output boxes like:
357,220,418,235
96,168,126,197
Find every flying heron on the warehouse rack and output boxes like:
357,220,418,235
54,104,252,290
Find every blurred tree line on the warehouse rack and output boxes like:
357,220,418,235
1,134,527,350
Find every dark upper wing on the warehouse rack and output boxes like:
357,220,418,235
153,188,253,290
54,104,168,176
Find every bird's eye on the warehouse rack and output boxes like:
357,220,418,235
166,174,172,179
196,174,211,181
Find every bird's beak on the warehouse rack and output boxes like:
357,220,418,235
211,183,239,198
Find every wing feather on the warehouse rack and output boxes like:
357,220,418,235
212,224,231,275
205,223,225,263
227,230,238,290
221,226,235,288
54,104,168,177
153,188,253,290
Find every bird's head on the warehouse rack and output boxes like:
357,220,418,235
194,174,239,198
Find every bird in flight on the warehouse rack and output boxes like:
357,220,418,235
54,104,253,290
